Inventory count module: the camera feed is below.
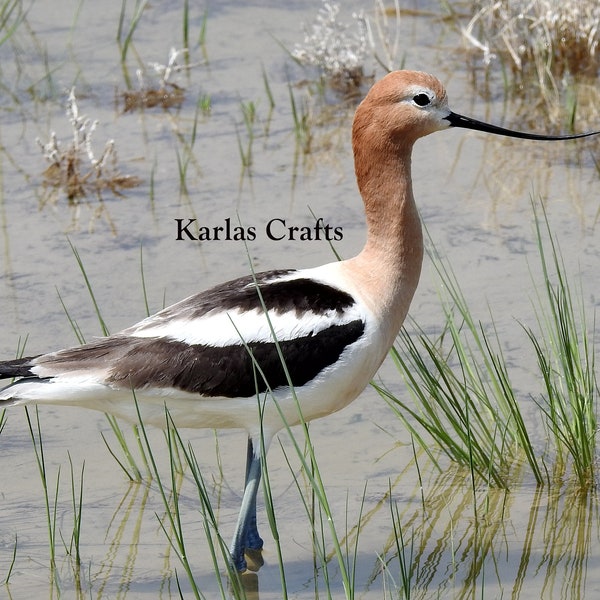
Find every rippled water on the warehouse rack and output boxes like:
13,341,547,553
0,1,599,598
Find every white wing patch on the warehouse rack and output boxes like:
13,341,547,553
127,304,365,346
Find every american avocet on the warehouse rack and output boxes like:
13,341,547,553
1,71,598,571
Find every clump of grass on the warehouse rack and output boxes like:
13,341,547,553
21,407,91,594
526,204,597,488
121,47,197,112
133,401,238,598
387,483,416,600
25,406,60,574
37,89,141,206
375,226,543,489
381,205,598,491
376,269,542,489
461,0,600,127
292,1,373,94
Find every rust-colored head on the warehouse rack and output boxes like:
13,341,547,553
353,70,599,149
352,71,450,150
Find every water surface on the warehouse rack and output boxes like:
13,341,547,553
0,1,598,598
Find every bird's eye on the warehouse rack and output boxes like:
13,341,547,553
412,93,431,107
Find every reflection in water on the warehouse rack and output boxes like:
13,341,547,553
94,482,152,598
1,421,599,598
450,132,599,230
372,458,599,599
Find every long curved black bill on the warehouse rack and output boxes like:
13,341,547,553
445,111,600,141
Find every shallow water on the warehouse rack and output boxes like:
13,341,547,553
0,1,599,598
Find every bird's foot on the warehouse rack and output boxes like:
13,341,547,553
229,533,264,572
243,547,264,572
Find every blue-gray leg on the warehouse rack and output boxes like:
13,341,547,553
229,437,264,571
242,437,264,551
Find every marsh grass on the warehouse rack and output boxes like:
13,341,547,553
381,204,597,491
61,242,150,483
61,244,154,480
375,233,543,489
21,407,94,596
0,0,26,48
25,406,61,573
134,401,236,600
2,2,599,597
387,483,416,600
2,533,17,585
236,100,257,171
235,87,279,173
66,453,84,558
526,204,597,487
462,0,600,79
11,204,599,597
370,0,404,73
288,81,313,156
117,0,148,65
262,65,276,115
173,100,204,196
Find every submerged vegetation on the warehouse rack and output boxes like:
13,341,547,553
0,0,599,598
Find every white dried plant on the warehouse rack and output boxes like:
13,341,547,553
147,47,190,89
292,1,371,88
461,0,600,127
125,47,201,111
463,0,600,77
38,89,139,203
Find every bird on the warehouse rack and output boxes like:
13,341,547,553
0,71,598,572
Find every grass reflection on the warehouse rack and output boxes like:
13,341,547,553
378,457,598,599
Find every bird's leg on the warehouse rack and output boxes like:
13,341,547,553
229,437,263,571
242,437,264,551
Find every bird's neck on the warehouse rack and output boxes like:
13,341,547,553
344,139,424,332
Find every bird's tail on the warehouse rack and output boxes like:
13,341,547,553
0,356,42,406
0,356,38,380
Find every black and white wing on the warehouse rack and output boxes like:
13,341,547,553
0,269,367,404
